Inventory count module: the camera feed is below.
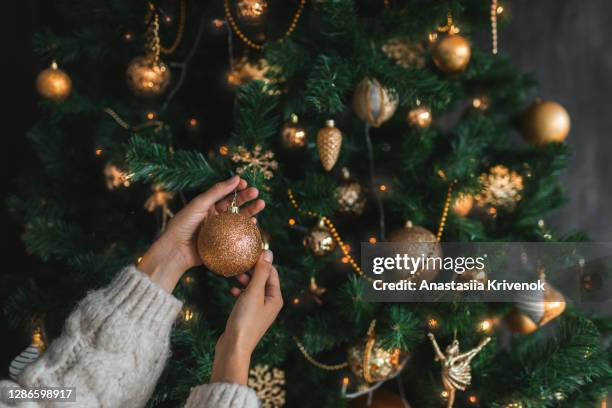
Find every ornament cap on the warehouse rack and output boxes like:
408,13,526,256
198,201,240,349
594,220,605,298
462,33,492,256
404,220,414,228
290,113,299,123
325,119,335,128
341,167,350,179
50,61,58,70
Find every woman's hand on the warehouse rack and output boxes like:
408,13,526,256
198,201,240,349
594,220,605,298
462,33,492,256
211,250,283,385
139,176,265,293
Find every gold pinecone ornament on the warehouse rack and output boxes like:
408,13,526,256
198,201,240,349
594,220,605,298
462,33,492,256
36,61,72,101
432,34,472,74
521,100,571,145
336,168,366,216
303,218,337,256
197,200,263,277
126,56,171,97
353,77,398,127
316,120,343,171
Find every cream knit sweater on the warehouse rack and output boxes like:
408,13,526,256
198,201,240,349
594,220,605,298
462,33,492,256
0,266,259,408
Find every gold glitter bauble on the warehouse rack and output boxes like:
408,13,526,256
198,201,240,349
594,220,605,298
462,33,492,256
336,168,366,216
387,221,440,282
452,193,474,217
522,101,571,145
280,114,307,149
353,77,398,127
349,389,409,408
126,56,171,97
197,206,262,277
382,37,425,69
506,280,566,334
347,338,404,384
316,120,343,171
475,165,524,211
407,106,432,128
432,34,471,74
237,0,268,23
36,62,72,101
303,218,336,256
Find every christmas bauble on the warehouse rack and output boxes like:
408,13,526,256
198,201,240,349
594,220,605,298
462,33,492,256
353,77,398,127
317,120,343,171
521,101,571,145
336,168,366,216
237,0,268,23
349,389,410,408
407,106,432,128
280,114,307,149
506,281,566,334
452,193,474,217
126,56,171,97
432,34,471,74
36,62,72,101
197,205,262,277
9,345,40,381
387,221,440,282
303,219,336,256
347,339,404,384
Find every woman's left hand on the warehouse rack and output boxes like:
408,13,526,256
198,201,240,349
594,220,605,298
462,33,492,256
139,176,265,293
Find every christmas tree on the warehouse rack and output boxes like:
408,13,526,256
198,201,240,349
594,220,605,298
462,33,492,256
7,0,612,407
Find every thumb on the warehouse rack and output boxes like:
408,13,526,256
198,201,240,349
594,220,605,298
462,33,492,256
246,250,273,294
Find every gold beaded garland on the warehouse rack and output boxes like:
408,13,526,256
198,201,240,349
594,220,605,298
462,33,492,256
224,0,305,50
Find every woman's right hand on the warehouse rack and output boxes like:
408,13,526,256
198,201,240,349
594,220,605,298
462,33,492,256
210,250,283,385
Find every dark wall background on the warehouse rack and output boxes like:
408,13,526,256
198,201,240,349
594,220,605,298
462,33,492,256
501,0,612,241
5,0,612,371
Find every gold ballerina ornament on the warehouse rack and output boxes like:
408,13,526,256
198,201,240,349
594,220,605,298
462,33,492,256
428,333,491,408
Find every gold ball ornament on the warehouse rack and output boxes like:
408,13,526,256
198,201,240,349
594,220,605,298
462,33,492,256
407,106,432,128
336,167,366,216
506,280,566,334
452,193,474,217
36,62,72,101
387,221,440,282
197,203,262,277
126,56,171,97
349,389,410,408
280,114,307,149
521,101,571,145
432,34,472,74
237,0,268,23
353,77,398,127
347,325,405,384
317,120,343,171
303,218,337,256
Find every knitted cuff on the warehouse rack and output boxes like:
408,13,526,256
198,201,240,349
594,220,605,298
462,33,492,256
97,265,183,335
185,383,259,408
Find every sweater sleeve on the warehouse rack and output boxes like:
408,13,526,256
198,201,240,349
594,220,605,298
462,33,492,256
185,383,259,408
0,265,182,408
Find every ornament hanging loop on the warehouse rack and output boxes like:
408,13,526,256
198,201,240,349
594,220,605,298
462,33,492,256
230,189,239,213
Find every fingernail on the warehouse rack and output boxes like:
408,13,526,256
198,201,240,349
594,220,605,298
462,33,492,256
263,250,273,263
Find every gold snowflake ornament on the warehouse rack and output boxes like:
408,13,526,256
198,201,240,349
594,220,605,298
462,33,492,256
382,37,426,69
475,165,524,210
248,364,286,408
232,145,278,180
